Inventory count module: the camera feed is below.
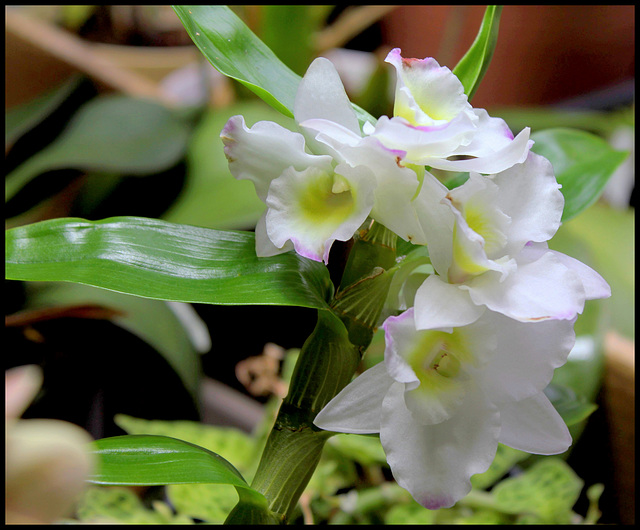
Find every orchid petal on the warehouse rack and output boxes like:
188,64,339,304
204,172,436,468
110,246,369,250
300,118,431,245
294,57,360,135
299,118,362,157
381,382,500,510
313,362,394,434
254,211,293,258
427,110,531,174
221,115,332,202
444,175,512,281
382,309,420,385
478,312,577,403
498,391,572,455
412,173,455,275
265,162,375,263
385,308,497,425
343,141,428,244
546,249,612,301
518,242,611,301
414,275,485,330
492,153,564,254
368,115,477,163
385,48,473,126
465,251,586,322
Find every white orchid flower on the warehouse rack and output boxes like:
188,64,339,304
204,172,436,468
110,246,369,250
409,153,610,328
363,48,532,174
314,307,575,509
222,56,441,260
223,56,426,261
221,57,378,263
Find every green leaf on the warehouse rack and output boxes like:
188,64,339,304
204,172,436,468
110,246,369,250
90,435,246,486
89,434,268,510
386,501,438,524
6,95,191,201
172,5,375,128
114,415,257,477
5,217,332,309
452,6,502,100
113,415,259,523
544,382,598,428
491,458,583,523
531,128,629,221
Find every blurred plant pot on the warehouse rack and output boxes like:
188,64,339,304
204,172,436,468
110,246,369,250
380,5,635,108
601,332,635,525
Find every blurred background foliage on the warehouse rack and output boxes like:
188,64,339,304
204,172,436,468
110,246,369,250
5,4,634,525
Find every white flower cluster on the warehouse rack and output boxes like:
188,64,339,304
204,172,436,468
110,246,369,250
221,49,610,509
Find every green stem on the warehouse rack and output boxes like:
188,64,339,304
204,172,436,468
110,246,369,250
226,310,360,524
225,221,397,524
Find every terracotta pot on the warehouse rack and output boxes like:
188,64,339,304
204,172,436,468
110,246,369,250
380,5,635,108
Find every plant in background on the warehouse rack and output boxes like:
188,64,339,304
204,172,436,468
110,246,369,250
5,5,630,525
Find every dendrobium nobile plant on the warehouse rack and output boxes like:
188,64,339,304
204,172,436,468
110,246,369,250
5,5,628,524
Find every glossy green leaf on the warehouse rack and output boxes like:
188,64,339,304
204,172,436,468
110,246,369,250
89,434,268,510
531,128,629,221
5,217,332,309
6,95,191,201
173,5,298,117
114,415,264,523
172,5,375,128
453,6,502,100
90,435,245,486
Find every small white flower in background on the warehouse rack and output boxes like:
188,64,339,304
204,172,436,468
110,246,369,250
364,48,533,174
410,152,611,328
5,365,95,524
314,307,576,509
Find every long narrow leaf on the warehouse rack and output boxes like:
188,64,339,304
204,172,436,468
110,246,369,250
5,217,332,309
172,5,375,127
453,5,503,100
